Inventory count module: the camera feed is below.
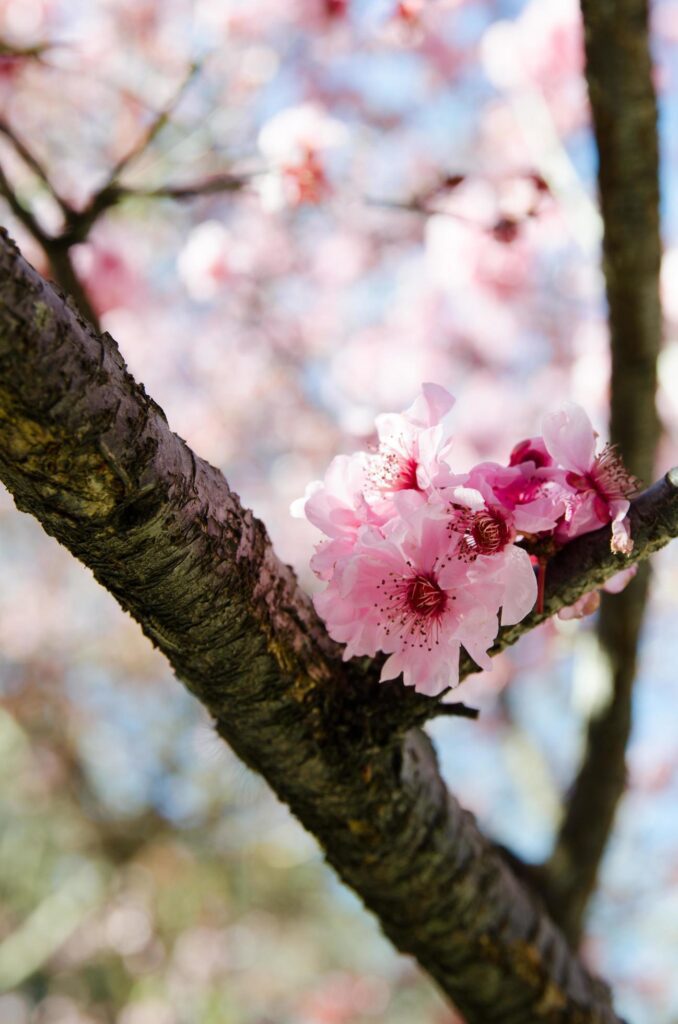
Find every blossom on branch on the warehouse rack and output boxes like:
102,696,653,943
542,402,641,554
294,386,639,695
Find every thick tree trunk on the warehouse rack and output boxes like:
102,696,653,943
2,233,677,1021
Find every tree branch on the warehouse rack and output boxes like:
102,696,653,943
2,231,673,1021
457,471,676,678
0,39,53,60
0,163,52,248
538,0,663,945
119,173,251,201
0,158,101,328
58,62,201,247
0,117,66,210
0,63,204,329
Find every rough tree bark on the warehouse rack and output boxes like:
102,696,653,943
2,235,678,1021
540,0,663,944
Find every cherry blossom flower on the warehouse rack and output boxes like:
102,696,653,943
177,221,250,302
542,403,640,553
315,517,499,694
441,483,538,622
291,452,384,580
456,458,568,537
316,502,536,695
366,381,455,498
257,103,348,209
293,383,455,532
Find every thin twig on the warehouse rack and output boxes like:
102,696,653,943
0,39,53,60
0,162,51,247
0,63,207,328
108,62,200,183
430,701,479,720
117,171,251,201
0,154,100,328
0,117,67,211
59,62,202,244
366,194,477,226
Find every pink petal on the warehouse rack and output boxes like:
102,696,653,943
290,479,323,519
512,499,563,534
610,518,634,554
456,605,498,669
542,403,596,473
404,382,455,427
380,652,404,682
609,501,633,554
557,590,601,620
603,564,638,593
500,546,538,625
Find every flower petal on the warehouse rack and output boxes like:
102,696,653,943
542,403,596,473
500,546,538,625
404,382,455,428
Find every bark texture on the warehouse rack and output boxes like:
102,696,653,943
4,233,678,1021
581,0,661,477
541,0,664,944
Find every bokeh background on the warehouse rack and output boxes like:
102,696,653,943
1,1,678,1022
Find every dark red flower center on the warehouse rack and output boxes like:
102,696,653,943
375,568,451,652
405,573,447,618
449,505,512,560
369,444,421,493
470,510,510,554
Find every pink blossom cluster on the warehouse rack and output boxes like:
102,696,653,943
293,385,640,696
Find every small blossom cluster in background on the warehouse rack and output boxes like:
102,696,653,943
293,385,640,696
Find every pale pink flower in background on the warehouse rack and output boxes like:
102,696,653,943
557,564,638,620
425,202,534,304
329,320,453,414
177,221,250,302
73,232,144,315
542,402,640,553
257,103,348,208
480,0,586,134
557,589,601,621
602,564,639,594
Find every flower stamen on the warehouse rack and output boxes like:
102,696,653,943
375,570,448,651
368,439,420,493
590,443,641,501
449,506,511,560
